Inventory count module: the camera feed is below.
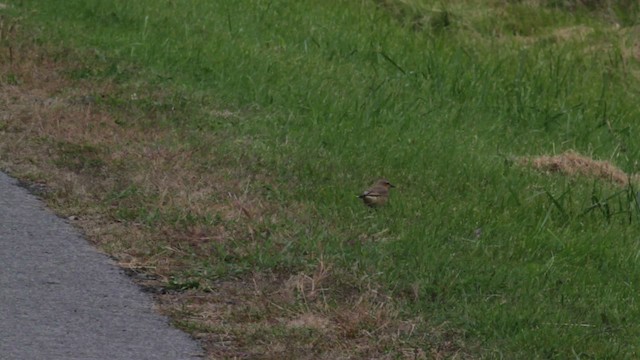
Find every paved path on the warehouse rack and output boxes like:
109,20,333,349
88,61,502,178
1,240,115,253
0,172,203,360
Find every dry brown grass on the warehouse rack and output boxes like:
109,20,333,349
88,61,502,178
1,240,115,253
0,26,455,359
518,150,639,186
156,264,444,359
551,25,594,41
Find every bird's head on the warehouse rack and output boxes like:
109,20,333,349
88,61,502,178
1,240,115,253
377,179,395,189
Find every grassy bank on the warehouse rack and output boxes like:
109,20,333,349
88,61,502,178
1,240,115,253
2,0,640,357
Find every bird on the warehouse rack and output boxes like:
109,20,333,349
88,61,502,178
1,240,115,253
358,179,395,207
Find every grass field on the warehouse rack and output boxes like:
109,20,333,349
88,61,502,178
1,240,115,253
2,0,640,357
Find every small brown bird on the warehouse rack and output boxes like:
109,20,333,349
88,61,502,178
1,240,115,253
358,179,395,207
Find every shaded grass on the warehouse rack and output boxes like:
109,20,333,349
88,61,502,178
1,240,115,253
2,0,640,357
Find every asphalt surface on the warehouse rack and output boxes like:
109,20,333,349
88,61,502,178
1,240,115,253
0,172,203,360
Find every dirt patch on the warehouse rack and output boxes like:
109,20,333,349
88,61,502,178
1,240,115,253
518,150,639,186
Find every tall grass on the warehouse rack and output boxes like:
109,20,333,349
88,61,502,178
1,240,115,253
12,0,640,356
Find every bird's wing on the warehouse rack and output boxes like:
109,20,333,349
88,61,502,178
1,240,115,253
360,187,387,198
359,190,378,198
358,191,372,198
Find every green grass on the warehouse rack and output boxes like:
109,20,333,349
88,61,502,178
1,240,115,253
6,0,640,357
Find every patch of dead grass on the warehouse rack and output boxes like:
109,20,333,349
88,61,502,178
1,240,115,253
157,266,457,359
518,150,639,186
551,25,594,41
